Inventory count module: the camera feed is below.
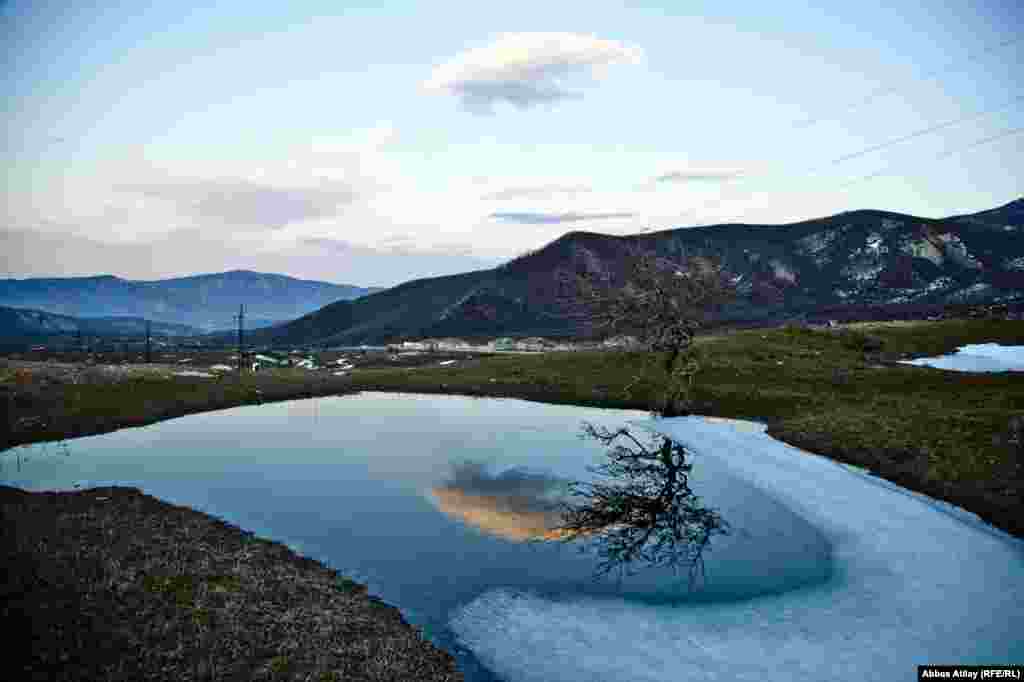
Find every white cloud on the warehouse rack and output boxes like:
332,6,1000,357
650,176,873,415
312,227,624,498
423,32,643,112
652,168,745,184
490,211,634,225
115,176,357,230
482,184,592,200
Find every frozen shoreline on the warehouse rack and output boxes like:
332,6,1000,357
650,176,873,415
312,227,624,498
449,415,1024,682
898,343,1024,372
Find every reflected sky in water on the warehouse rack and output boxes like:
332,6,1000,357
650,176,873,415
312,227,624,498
2,392,833,682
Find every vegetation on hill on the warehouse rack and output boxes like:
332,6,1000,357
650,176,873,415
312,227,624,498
246,199,1024,347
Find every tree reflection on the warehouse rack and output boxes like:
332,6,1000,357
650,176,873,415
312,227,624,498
429,425,728,592
551,423,728,589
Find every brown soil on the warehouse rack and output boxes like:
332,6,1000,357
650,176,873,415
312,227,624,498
1,485,464,682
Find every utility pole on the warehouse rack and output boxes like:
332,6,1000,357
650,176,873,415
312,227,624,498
145,320,152,364
234,304,245,376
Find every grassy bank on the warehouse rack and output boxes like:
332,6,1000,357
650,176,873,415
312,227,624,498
3,318,1022,534
347,319,1024,536
1,363,359,452
1,485,463,681
2,318,1022,679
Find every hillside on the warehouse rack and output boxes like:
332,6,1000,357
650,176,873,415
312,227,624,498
245,198,1024,346
0,305,201,339
0,270,383,332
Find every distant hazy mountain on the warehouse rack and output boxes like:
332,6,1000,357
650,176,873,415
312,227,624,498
0,305,201,339
0,270,384,332
244,198,1024,346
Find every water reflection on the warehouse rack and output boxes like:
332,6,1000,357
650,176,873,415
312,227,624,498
553,423,728,589
1,439,71,477
432,424,728,592
430,461,571,542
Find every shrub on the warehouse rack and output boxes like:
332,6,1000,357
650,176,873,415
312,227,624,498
839,330,884,353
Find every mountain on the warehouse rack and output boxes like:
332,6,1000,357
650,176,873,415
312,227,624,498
0,305,200,338
0,270,384,332
245,198,1024,347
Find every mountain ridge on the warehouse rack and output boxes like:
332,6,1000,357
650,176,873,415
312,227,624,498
245,198,1024,346
0,270,384,332
0,305,201,340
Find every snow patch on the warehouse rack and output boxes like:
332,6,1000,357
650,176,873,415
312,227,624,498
449,417,1024,682
865,232,886,254
795,229,839,266
1003,256,1024,271
769,259,797,284
899,344,1024,373
925,276,954,293
842,262,884,282
947,282,992,302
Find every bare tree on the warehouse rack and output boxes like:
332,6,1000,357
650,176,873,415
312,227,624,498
551,423,728,589
560,249,735,416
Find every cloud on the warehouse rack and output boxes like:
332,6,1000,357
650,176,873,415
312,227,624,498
303,235,480,259
441,460,566,510
2,226,501,287
490,211,634,224
301,236,359,254
116,177,358,230
482,184,592,200
423,32,643,112
652,169,744,184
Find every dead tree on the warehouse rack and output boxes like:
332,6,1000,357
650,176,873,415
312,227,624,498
559,249,735,416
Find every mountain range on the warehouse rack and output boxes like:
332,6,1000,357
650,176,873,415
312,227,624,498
0,305,201,340
0,270,383,332
244,198,1024,346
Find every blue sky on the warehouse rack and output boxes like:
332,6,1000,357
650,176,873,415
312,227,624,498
2,0,1021,286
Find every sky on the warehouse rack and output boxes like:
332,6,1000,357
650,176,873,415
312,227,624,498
2,0,1021,287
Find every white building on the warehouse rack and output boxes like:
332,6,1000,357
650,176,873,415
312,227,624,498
602,335,641,349
254,354,284,365
434,338,470,351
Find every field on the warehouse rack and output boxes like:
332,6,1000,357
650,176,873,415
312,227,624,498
3,317,1023,538
349,319,1024,536
3,317,1023,680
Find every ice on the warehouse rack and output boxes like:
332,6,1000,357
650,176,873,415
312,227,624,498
898,343,1024,372
448,417,1024,682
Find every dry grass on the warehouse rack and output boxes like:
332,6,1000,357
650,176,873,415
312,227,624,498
1,485,463,682
0,359,359,451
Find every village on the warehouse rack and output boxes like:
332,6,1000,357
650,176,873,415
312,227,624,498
6,334,649,380
242,335,641,374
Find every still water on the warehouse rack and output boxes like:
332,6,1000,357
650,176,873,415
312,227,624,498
2,392,832,681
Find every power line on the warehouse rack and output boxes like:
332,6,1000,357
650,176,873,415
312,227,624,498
838,125,1024,189
794,35,1021,130
822,93,1023,168
710,125,1023,224
640,36,1022,232
662,93,1022,227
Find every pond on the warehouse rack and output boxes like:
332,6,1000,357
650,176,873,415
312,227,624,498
3,392,1022,681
